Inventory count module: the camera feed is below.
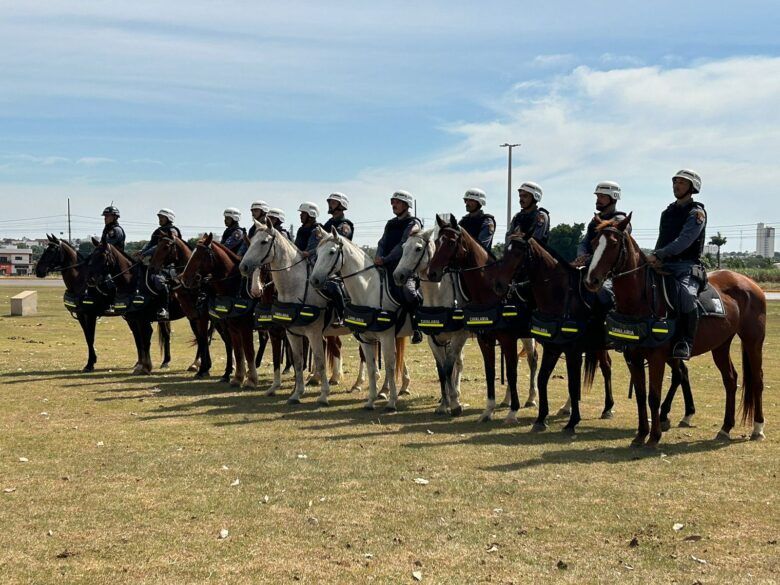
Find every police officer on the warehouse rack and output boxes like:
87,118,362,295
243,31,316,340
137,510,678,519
573,181,629,315
375,190,423,342
294,202,322,261
238,200,269,256
506,182,550,244
137,208,182,321
267,208,293,241
220,207,246,255
647,169,707,360
322,192,354,240
100,205,126,251
458,188,496,252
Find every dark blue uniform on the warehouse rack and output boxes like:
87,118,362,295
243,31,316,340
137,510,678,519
141,224,182,255
506,207,550,244
459,210,496,252
220,224,246,255
101,221,126,251
377,212,423,306
322,216,354,240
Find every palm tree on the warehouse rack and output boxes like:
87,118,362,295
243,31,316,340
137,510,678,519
710,232,727,268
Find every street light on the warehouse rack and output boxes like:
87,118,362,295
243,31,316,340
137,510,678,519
500,143,520,228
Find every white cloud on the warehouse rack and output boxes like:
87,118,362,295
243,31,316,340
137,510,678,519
75,157,116,166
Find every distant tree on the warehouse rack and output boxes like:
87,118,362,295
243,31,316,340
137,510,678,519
709,232,727,268
547,222,585,262
78,240,95,257
125,240,147,256
31,245,45,262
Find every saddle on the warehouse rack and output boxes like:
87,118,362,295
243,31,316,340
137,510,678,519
661,273,726,317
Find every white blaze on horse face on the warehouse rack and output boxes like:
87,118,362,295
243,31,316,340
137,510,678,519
587,233,609,285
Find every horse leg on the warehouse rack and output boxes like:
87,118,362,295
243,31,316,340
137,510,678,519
562,348,583,433
477,334,497,422
265,330,283,396
660,359,681,431
229,324,244,387
740,332,766,441
159,321,171,369
216,321,233,383
501,336,520,424
328,336,343,385
310,334,330,406
447,337,467,417
677,360,696,427
350,344,367,393
382,334,399,412
533,345,560,432
399,359,411,395
194,317,212,379
188,318,202,374
255,329,269,368
241,322,258,389
282,336,294,374
430,339,449,415
646,351,667,448
141,320,154,374
286,334,306,404
712,338,738,441
599,350,615,419
79,313,98,372
521,338,538,408
361,341,380,410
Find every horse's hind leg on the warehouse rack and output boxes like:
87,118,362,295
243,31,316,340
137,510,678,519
562,348,583,433
255,329,269,368
521,338,538,408
241,322,258,389
599,350,615,419
678,360,696,427
533,345,561,432
327,336,343,385
286,334,306,404
350,344,367,393
712,339,738,441
477,333,497,422
79,313,98,372
265,331,283,396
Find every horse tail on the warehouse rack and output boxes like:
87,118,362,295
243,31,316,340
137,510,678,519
740,344,760,424
395,337,407,384
583,350,598,392
326,336,338,374
158,320,171,357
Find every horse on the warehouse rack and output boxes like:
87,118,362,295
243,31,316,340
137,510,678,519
240,219,368,405
427,215,539,424
309,226,411,411
584,214,766,446
178,235,258,389
84,241,177,374
35,234,115,372
148,235,235,382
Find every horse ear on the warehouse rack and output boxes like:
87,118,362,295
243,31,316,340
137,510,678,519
410,224,421,236
449,214,458,229
204,233,213,245
52,234,60,244
330,225,339,239
46,233,53,242
617,212,632,231
91,236,100,246
264,217,273,230
436,214,447,228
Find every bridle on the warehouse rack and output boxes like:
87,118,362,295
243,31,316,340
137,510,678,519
434,227,497,275
595,227,646,280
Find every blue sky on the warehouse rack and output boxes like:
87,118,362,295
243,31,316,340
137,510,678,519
2,1,779,248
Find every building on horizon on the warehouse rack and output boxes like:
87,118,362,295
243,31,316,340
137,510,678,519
756,223,776,258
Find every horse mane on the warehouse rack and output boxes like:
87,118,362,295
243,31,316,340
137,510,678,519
444,224,490,266
528,238,577,274
210,240,241,264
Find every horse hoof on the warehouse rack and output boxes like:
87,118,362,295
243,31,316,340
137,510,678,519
562,426,576,435
556,407,572,417
714,430,731,442
523,400,537,409
503,413,520,425
241,381,257,390
287,397,301,405
194,371,209,380
82,365,95,373
478,413,493,423
434,406,448,415
364,403,375,411
644,441,659,450
229,379,241,388
750,432,766,441
450,406,463,417
499,401,510,408
348,385,360,394
187,362,200,372
159,362,170,370
601,410,615,420
328,377,341,386
219,376,231,384
377,392,388,401
678,419,693,428
399,389,411,396
531,422,548,433
317,399,330,407
630,437,646,448
384,405,397,413
660,419,671,432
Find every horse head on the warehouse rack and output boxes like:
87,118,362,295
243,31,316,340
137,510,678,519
584,213,632,292
487,235,530,297
180,233,214,289
239,218,276,277
428,213,461,282
84,241,118,287
35,234,64,277
309,226,342,289
393,225,433,286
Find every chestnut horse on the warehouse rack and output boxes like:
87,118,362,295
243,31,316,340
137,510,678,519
427,215,537,424
585,214,766,446
179,235,258,389
149,235,235,381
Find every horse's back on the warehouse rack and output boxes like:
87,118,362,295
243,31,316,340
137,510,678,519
708,269,766,313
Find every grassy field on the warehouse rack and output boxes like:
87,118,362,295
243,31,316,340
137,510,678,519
1,286,778,584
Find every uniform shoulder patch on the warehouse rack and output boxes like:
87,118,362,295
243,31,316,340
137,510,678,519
694,209,706,224
487,222,495,235
537,213,547,225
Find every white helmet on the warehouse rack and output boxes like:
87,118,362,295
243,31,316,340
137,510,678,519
250,200,269,213
327,192,349,210
157,208,176,223
463,188,487,207
518,182,543,202
391,190,414,206
298,201,320,219
223,207,241,222
267,208,286,223
673,169,701,194
594,181,621,201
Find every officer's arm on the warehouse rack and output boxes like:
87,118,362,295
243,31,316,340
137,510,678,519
306,231,319,256
531,213,549,241
340,224,353,241
504,217,517,244
384,219,420,263
654,210,705,260
478,219,495,250
376,234,386,260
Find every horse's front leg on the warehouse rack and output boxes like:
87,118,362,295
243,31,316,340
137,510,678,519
311,333,331,406
646,350,667,448
241,320,258,389
361,341,379,410
501,335,520,424
533,344,561,432
625,350,649,447
286,333,306,404
382,333,399,412
522,338,538,408
562,348,583,433
477,334,497,422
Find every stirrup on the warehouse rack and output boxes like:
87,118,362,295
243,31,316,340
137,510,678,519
156,308,170,321
672,340,692,360
412,330,424,344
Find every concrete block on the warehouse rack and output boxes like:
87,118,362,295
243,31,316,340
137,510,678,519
11,290,37,316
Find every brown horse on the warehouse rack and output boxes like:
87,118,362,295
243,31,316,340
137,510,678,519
427,215,536,424
585,214,766,446
84,241,178,374
179,234,258,388
149,235,235,381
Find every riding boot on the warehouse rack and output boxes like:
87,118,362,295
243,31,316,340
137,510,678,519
156,284,170,321
672,309,698,360
332,282,347,324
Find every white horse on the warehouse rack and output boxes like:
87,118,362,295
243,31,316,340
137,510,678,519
309,226,412,411
239,220,356,405
393,226,469,415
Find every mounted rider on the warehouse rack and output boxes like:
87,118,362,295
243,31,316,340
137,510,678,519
506,182,550,244
100,205,126,251
295,202,322,261
137,208,182,321
220,207,246,256
458,188,496,253
319,192,354,321
375,190,424,342
238,200,269,255
267,208,293,241
647,169,707,360
573,181,629,314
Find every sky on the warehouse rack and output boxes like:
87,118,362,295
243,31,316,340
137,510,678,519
2,1,779,249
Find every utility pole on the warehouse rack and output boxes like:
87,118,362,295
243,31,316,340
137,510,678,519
67,197,72,243
500,143,520,228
